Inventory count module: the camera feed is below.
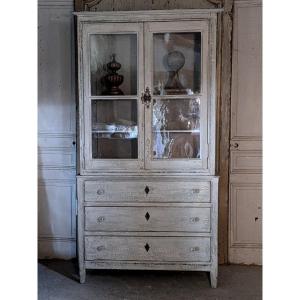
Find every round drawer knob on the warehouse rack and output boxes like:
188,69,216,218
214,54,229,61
97,189,105,195
96,246,105,252
190,246,200,252
190,217,200,223
97,216,105,223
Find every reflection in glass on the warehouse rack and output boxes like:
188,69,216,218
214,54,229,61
153,32,201,95
90,34,137,96
152,98,200,131
152,98,201,159
152,132,200,159
92,99,138,159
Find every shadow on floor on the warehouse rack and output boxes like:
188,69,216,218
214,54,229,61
38,260,262,300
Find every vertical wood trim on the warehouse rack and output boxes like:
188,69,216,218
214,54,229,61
218,0,233,264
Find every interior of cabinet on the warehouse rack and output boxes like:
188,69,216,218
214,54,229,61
91,99,138,159
90,34,138,96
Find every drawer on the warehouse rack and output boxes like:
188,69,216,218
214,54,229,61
84,180,211,203
85,207,211,232
85,236,211,262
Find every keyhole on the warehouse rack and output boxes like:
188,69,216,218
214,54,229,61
144,243,150,252
145,212,150,221
145,186,150,194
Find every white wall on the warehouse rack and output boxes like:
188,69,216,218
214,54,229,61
38,0,76,259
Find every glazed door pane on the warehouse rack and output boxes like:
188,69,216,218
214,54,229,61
90,34,137,96
144,21,210,171
153,33,201,96
82,23,144,171
152,98,201,159
91,99,138,159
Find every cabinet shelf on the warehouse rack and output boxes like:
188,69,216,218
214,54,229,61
152,130,200,133
92,133,137,140
92,130,136,133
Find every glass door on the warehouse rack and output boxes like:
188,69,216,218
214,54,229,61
82,23,144,171
144,21,210,171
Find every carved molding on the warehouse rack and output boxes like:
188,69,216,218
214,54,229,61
75,0,225,12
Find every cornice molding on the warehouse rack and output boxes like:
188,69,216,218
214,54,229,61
75,0,226,12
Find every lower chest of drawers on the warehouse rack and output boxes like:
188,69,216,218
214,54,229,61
77,176,218,266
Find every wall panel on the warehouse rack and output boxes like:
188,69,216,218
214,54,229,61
38,0,76,259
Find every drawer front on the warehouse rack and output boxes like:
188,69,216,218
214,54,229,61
84,180,211,203
85,236,211,262
85,207,211,232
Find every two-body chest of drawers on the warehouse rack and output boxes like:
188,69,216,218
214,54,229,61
75,9,220,288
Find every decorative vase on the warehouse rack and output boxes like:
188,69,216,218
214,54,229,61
164,50,186,94
102,54,124,95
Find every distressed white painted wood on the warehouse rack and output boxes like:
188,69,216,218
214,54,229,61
85,236,211,262
229,0,262,265
84,179,211,203
144,20,213,172
79,22,144,172
85,206,211,232
76,10,219,287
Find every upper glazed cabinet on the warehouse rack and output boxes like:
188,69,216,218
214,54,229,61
78,15,216,174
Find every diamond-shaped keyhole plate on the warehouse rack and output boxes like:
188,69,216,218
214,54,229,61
145,186,150,194
144,243,150,252
145,212,150,221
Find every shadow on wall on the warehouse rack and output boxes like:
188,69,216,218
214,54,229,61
38,146,54,259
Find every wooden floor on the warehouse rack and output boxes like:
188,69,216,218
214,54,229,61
38,260,262,300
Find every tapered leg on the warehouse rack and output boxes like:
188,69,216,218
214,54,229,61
210,270,217,288
79,268,86,284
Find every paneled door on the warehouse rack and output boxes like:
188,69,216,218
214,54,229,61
144,20,216,173
38,0,76,259
79,22,144,173
229,0,262,265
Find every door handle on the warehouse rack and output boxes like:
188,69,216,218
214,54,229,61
141,87,152,108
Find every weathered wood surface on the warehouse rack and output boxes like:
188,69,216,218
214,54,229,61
85,206,211,232
76,9,222,286
85,236,211,261
84,178,211,203
85,260,212,270
217,0,233,264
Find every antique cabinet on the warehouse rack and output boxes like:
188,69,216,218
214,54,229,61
75,9,220,288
